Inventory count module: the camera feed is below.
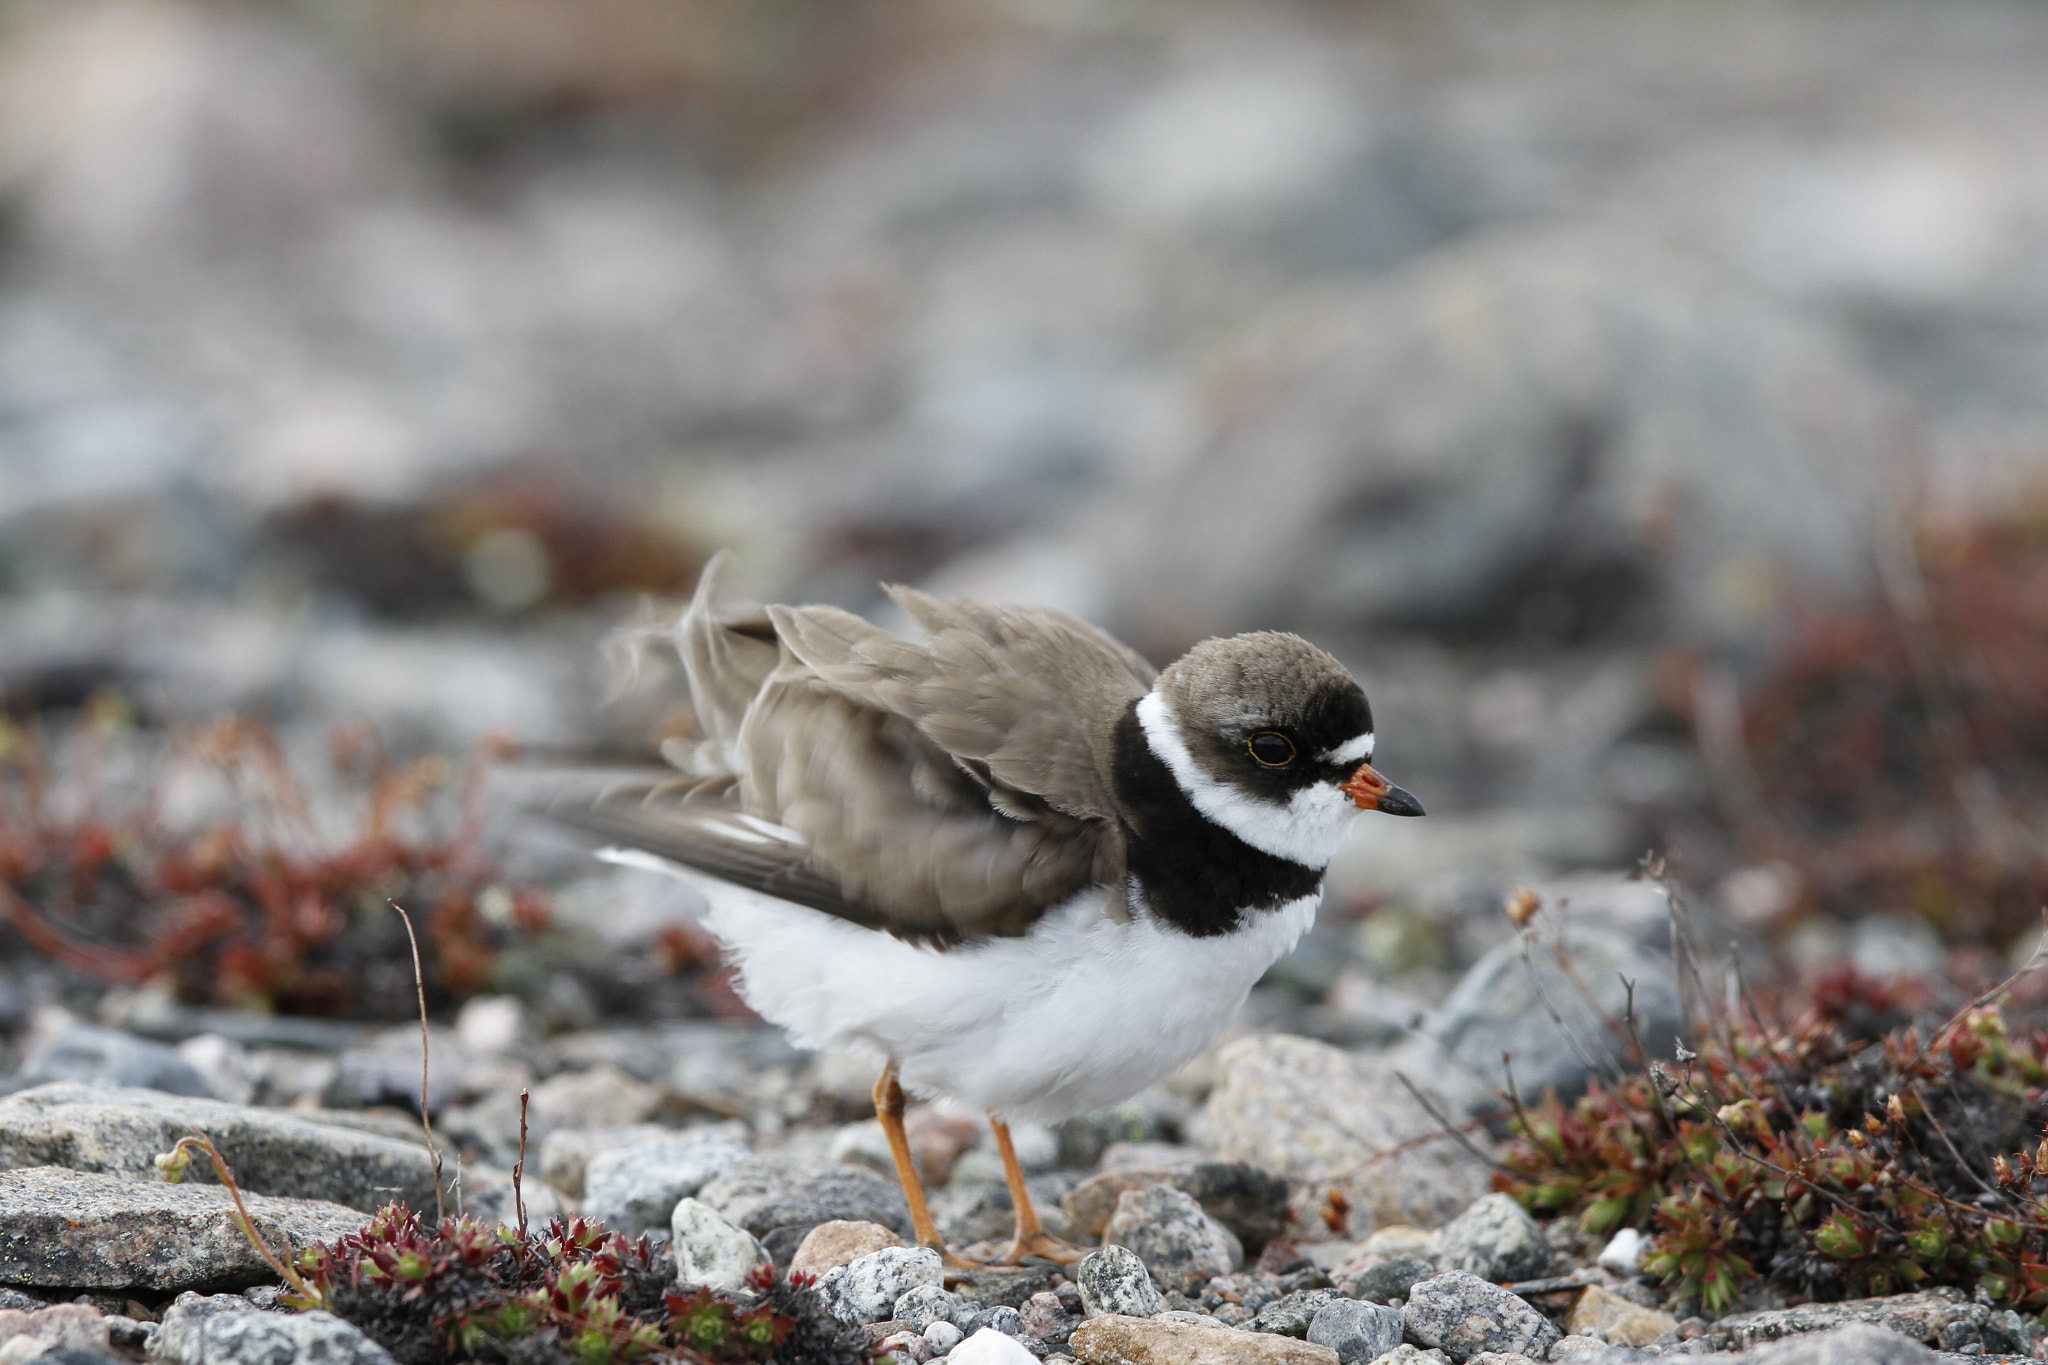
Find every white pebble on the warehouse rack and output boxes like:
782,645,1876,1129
945,1327,1038,1364
923,1319,963,1351
1597,1227,1645,1275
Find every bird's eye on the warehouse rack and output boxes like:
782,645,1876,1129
1246,732,1297,768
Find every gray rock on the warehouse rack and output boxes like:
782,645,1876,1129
1351,1255,1435,1303
1715,1287,1993,1351
893,1284,969,1333
148,1291,395,1364
23,1025,211,1098
1402,1271,1561,1362
1726,1322,1939,1364
1251,1288,1342,1337
1103,1184,1243,1291
580,1130,750,1236
321,1046,462,1115
0,1083,442,1213
1410,926,1683,1111
1201,1036,1493,1240
535,1124,674,1198
1308,1299,1405,1364
669,1198,767,1293
816,1246,943,1326
695,1155,911,1242
924,1319,964,1354
0,1166,366,1292
1075,1245,1163,1319
1061,1162,1288,1254
1429,1194,1555,1283
966,1304,1025,1338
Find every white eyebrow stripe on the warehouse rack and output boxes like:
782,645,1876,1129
1321,733,1375,765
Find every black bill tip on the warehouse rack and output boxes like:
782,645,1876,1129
1377,784,1426,817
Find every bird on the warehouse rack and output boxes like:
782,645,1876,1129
574,553,1423,1266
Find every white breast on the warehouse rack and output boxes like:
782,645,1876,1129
598,847,1319,1122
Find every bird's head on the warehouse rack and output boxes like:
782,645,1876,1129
1138,631,1423,869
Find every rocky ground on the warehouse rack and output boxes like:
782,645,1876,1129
0,888,2036,1365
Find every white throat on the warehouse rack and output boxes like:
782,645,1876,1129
1135,689,1359,870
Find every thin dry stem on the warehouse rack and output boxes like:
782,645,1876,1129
514,1088,530,1241
162,1131,323,1307
388,899,446,1224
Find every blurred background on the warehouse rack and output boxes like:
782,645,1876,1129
2,0,2047,1053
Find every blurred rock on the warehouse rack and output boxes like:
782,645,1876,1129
535,1123,675,1198
172,1034,257,1106
1399,925,1683,1111
1428,1194,1555,1283
1348,1255,1436,1305
580,1129,751,1236
22,1025,209,1098
0,1302,110,1358
453,996,537,1054
1069,1312,1339,1363
1201,1036,1492,1240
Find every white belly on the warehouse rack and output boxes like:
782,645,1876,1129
599,849,1319,1122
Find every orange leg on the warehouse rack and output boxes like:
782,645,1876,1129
874,1062,965,1262
990,1114,1085,1265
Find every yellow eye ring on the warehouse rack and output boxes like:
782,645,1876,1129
1246,732,1297,767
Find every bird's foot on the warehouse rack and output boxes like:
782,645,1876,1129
998,1229,1086,1266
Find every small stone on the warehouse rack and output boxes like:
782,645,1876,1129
951,1326,1043,1365
1076,1246,1164,1319
0,1166,367,1292
1252,1289,1342,1338
1069,1312,1340,1363
21,1024,211,1098
581,1130,751,1236
1564,1286,1678,1347
1463,1355,1536,1365
875,1326,928,1361
1349,1256,1435,1305
894,1285,969,1333
1352,1227,1435,1261
1546,1336,1610,1359
0,1302,110,1356
453,995,535,1054
817,1246,944,1325
1307,1300,1405,1364
0,1082,441,1212
697,1155,913,1242
147,1291,395,1364
669,1198,768,1293
926,1319,965,1352
1429,1195,1555,1284
1103,1185,1243,1291
1062,1163,1288,1255
1367,1350,1448,1365
1595,1228,1644,1276
789,1220,904,1279
1022,1291,1081,1346
1403,1271,1561,1362
174,1035,258,1105
967,1304,1026,1338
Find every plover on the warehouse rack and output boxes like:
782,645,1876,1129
581,555,1422,1264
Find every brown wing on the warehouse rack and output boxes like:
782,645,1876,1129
585,558,1154,943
